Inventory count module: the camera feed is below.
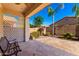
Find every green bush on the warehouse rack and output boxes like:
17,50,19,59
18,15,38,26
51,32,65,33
63,33,72,39
37,28,43,36
30,31,40,39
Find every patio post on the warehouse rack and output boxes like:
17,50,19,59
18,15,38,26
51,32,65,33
25,17,30,41
52,15,55,36
0,4,4,38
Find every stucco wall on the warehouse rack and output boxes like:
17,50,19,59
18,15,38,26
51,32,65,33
3,15,24,42
4,26,24,42
30,28,39,33
25,19,30,41
55,24,76,36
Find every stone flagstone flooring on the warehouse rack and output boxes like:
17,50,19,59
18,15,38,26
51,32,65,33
36,36,79,56
18,40,74,56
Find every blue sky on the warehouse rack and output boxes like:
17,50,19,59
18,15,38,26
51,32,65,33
29,3,76,26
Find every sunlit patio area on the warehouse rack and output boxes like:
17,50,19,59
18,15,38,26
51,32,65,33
18,39,74,56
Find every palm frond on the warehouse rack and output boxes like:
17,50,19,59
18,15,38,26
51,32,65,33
72,4,78,12
76,7,79,17
48,7,54,16
72,4,79,17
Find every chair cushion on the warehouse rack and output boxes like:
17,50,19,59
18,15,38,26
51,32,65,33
0,37,8,51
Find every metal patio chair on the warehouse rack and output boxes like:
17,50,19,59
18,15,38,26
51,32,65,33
0,36,21,56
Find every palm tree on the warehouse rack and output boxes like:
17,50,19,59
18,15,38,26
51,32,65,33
72,4,79,17
48,7,55,35
33,16,44,27
48,4,64,36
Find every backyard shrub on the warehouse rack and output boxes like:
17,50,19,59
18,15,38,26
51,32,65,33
30,31,40,39
37,28,43,36
63,33,72,39
29,35,33,40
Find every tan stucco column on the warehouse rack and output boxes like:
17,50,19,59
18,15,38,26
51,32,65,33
0,4,4,38
25,17,30,41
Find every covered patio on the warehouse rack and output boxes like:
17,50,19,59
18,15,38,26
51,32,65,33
0,3,50,41
0,3,74,56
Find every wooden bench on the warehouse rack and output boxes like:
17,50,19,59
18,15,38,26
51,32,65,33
0,36,21,56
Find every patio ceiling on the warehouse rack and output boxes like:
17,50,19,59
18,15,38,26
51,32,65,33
2,3,50,17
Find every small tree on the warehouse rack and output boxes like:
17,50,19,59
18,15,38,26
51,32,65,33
30,24,35,28
33,16,44,27
38,28,43,36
